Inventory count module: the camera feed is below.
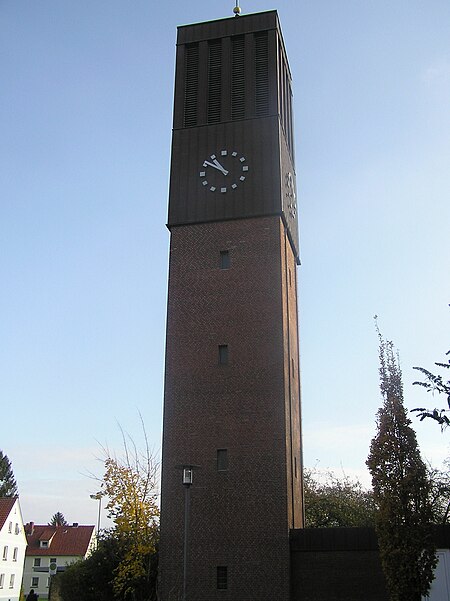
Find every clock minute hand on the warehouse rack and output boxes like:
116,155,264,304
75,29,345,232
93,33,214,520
203,159,228,175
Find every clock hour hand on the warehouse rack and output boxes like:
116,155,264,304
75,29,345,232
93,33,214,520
203,159,228,176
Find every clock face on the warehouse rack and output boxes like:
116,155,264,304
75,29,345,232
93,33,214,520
285,172,297,219
199,150,249,193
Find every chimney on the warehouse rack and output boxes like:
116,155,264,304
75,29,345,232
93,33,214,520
27,522,35,535
72,522,79,528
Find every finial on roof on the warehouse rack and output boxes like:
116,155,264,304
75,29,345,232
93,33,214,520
233,0,241,16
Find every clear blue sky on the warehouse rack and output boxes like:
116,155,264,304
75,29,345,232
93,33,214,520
1,0,449,526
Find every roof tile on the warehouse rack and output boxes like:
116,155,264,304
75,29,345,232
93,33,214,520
25,523,95,557
0,497,17,530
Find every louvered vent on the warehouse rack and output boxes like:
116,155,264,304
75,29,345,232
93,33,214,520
279,46,295,163
231,36,245,120
184,44,199,127
255,32,269,116
208,39,222,123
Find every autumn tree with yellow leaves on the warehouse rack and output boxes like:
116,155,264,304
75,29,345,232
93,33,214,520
101,429,159,601
55,424,159,601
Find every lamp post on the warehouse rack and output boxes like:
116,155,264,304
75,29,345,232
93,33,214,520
175,465,200,601
90,492,103,548
182,467,193,601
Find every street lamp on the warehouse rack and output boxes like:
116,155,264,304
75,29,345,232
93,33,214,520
90,492,104,548
175,465,200,601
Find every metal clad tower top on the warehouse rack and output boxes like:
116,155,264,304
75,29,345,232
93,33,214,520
168,10,299,262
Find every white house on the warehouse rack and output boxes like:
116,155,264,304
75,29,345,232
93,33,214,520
425,549,450,601
23,522,95,600
0,497,27,601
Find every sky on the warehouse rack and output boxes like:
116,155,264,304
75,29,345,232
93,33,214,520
1,0,449,528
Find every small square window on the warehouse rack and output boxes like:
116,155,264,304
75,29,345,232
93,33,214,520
217,449,228,471
32,577,39,588
220,250,230,269
218,345,228,365
217,566,228,590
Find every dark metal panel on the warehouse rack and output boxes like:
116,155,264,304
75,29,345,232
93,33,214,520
177,11,278,46
168,9,299,263
279,123,299,260
244,33,255,119
268,30,278,117
172,44,185,129
168,117,283,227
197,41,208,126
221,37,231,123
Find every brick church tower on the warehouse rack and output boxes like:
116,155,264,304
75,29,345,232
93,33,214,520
159,10,303,601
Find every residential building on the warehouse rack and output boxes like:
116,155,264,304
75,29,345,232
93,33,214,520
23,522,95,600
0,497,27,601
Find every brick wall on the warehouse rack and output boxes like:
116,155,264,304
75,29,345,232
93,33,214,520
290,528,389,601
159,216,301,601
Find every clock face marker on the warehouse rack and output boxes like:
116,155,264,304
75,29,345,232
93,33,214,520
221,187,227,193
240,156,246,162
200,171,206,177
232,151,237,157
221,150,227,156
242,166,248,172
202,180,208,186
240,176,245,181
210,186,216,191
210,154,216,160
232,184,237,189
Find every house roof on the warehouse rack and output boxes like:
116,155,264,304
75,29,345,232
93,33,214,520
0,497,17,530
24,523,95,557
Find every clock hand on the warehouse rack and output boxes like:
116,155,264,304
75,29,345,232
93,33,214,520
203,160,229,176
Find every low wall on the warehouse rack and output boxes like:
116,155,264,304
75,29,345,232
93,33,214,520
290,527,388,601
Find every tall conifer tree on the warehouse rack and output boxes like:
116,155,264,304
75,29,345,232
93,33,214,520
0,450,18,497
367,328,436,601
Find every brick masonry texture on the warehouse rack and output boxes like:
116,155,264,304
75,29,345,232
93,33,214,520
159,216,303,601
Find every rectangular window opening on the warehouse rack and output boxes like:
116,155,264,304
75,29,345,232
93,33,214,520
12,548,18,562
32,577,39,588
217,566,228,590
218,344,228,365
33,558,41,568
220,250,230,269
9,574,14,589
0,574,4,588
2,546,7,561
217,449,228,471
